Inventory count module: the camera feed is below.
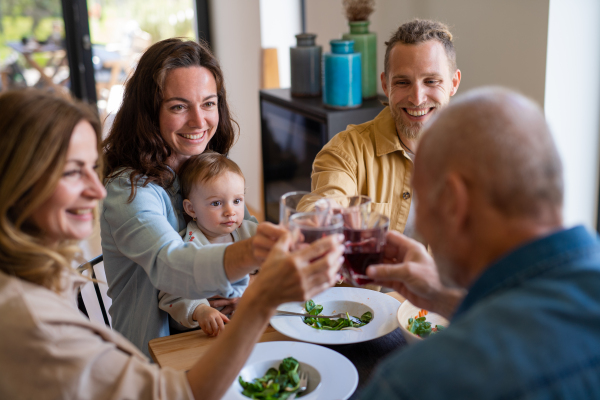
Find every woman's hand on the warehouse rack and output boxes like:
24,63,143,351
366,231,465,319
251,222,288,263
253,232,345,307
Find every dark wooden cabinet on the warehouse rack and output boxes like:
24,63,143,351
260,88,386,223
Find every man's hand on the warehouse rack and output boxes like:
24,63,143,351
252,222,288,263
193,304,230,336
366,231,465,319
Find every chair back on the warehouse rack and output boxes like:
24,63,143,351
78,255,112,327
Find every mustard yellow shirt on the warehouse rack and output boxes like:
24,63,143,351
311,107,413,233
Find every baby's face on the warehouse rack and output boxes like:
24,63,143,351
186,171,245,240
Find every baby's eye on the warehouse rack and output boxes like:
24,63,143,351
233,199,243,205
210,201,222,207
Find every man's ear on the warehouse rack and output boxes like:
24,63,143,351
381,71,389,97
183,199,196,219
441,172,470,235
450,69,461,96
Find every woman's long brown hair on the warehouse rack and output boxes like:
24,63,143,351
0,89,102,292
102,38,239,201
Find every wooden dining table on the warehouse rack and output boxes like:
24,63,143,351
149,291,408,399
7,41,69,92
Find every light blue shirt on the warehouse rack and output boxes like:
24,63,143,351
100,170,253,356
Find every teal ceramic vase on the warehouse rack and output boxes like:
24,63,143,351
290,33,322,97
323,40,362,109
342,20,377,99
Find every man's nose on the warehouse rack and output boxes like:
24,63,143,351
408,83,427,106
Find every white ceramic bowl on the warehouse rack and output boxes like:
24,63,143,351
396,300,449,344
233,359,321,398
223,341,358,399
271,287,401,345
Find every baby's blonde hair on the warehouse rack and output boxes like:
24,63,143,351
179,151,245,200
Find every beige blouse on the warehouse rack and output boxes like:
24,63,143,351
0,269,194,400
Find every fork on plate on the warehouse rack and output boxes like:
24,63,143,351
275,311,347,319
288,370,308,400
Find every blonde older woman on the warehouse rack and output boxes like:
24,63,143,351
0,90,344,399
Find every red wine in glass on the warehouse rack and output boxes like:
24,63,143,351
343,226,386,286
289,212,344,251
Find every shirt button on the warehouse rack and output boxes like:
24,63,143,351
402,191,411,200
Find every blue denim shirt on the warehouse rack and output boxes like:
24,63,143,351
359,226,600,399
100,171,252,357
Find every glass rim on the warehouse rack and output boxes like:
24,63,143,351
314,194,372,211
289,211,344,230
280,191,312,203
344,211,390,231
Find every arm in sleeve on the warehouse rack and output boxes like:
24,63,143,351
102,176,238,299
6,318,195,400
311,133,360,197
158,290,209,328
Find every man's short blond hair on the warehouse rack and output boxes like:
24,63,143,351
384,19,457,76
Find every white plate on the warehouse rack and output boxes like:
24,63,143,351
396,299,449,345
222,341,358,400
270,287,401,345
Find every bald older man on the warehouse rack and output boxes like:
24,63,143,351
357,87,600,398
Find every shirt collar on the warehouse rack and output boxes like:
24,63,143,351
373,106,412,160
453,225,597,319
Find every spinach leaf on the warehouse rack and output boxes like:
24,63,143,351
279,357,299,374
239,357,302,399
302,300,372,330
360,311,373,323
407,315,445,338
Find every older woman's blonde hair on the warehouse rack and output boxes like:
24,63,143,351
0,90,102,292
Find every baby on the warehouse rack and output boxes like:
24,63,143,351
158,151,257,336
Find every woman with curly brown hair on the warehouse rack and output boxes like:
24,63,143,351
101,38,283,355
0,89,344,399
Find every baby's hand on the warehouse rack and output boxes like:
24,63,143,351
193,304,230,337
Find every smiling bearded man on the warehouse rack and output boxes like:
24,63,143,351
310,19,461,240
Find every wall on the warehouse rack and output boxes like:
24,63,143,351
545,0,600,229
209,0,600,228
209,0,263,215
259,0,301,88
305,0,549,105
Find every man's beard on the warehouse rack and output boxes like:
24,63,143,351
390,102,443,140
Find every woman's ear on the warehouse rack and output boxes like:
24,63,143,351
183,199,196,220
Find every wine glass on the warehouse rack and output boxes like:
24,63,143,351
288,212,344,250
341,212,389,286
280,191,312,227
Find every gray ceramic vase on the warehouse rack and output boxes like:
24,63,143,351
290,33,322,97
